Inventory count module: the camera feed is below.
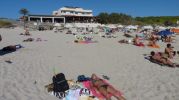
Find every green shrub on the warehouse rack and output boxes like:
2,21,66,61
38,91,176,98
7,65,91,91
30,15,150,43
0,20,12,28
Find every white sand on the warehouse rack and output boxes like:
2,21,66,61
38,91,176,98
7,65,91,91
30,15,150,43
0,27,179,100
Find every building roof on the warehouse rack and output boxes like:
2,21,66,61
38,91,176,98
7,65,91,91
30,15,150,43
60,6,92,13
28,14,64,17
28,14,96,18
64,6,81,9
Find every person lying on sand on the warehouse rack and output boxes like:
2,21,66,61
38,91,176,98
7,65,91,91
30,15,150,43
90,74,126,100
123,33,133,38
150,51,178,67
118,39,132,44
2,44,23,52
118,39,129,44
23,38,34,42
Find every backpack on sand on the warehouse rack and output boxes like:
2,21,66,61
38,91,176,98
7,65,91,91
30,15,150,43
52,73,69,98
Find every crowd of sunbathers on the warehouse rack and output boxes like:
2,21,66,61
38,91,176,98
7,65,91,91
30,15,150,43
119,29,175,48
118,29,179,67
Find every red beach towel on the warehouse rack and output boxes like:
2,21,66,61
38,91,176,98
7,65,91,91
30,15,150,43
82,80,122,99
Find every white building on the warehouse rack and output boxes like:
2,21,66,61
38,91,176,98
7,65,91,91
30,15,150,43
27,6,96,23
52,6,93,17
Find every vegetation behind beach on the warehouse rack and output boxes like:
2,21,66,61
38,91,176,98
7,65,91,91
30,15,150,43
97,12,179,26
0,19,13,28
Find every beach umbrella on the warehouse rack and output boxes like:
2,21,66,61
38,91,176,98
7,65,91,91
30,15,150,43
157,29,174,36
54,23,61,27
100,24,105,27
75,23,87,28
117,25,123,28
125,25,137,30
155,26,166,31
33,22,38,26
142,25,153,30
106,24,116,28
65,23,73,28
158,26,166,30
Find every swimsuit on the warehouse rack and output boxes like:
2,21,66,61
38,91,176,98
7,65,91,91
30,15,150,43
100,85,109,90
91,79,109,90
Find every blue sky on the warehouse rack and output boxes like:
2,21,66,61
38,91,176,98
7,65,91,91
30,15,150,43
0,0,179,19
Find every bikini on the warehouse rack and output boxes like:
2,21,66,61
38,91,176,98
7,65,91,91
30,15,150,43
91,79,109,90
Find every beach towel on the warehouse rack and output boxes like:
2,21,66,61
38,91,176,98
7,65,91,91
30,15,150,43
147,45,160,48
65,89,81,100
135,42,145,47
144,56,179,67
82,80,122,99
65,88,93,100
79,95,99,100
75,41,98,44
144,56,164,66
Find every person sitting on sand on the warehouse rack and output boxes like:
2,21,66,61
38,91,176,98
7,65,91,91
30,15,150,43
161,35,174,43
161,35,167,42
133,35,145,47
150,51,177,67
147,40,159,48
165,36,174,43
148,40,155,46
164,44,176,59
150,33,159,41
24,29,31,36
90,74,126,100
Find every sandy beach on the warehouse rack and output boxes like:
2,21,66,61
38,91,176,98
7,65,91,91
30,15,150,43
0,27,179,100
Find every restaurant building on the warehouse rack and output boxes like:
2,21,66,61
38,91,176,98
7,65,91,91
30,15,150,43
27,6,97,23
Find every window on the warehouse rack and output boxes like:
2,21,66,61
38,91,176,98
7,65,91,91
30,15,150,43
61,11,66,13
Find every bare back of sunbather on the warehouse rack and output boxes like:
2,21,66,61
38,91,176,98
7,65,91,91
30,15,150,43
91,74,126,100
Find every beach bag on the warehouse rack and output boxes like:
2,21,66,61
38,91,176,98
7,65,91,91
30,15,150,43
77,75,90,82
52,73,69,97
